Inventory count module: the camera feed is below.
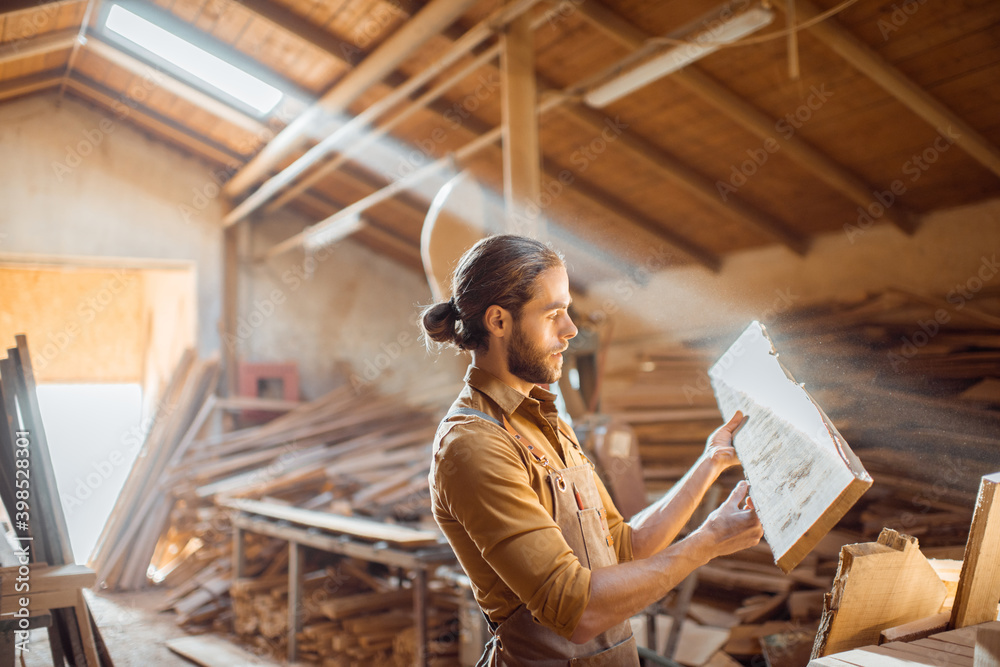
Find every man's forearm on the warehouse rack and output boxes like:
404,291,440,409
569,531,713,644
629,455,721,559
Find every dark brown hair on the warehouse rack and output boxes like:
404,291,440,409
420,235,564,352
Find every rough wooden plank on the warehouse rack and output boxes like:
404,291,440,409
951,473,1000,629
975,624,1000,667
879,612,950,645
165,634,278,666
221,498,440,546
709,321,872,573
813,529,947,657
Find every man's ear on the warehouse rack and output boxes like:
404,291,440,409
483,304,510,338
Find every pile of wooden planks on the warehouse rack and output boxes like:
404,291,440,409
88,350,465,663
0,335,113,666
229,568,461,665
595,288,1000,665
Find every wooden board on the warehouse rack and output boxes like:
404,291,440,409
975,625,1000,667
813,529,947,657
165,635,279,666
709,321,872,573
880,612,950,645
221,498,441,546
951,472,1000,629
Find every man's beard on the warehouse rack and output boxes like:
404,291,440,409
507,319,562,386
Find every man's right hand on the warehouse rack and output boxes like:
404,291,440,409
696,480,763,557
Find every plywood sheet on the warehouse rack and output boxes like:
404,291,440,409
709,321,872,572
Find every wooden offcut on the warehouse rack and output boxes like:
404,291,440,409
813,529,948,657
220,498,440,546
709,321,872,572
951,472,1000,629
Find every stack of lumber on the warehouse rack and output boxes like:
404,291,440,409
595,289,1000,665
0,335,113,666
229,569,461,665
89,350,464,663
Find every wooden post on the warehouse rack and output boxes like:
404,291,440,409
287,541,303,663
414,568,429,667
500,13,542,238
952,472,1000,629
221,223,239,403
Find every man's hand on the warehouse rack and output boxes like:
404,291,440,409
704,410,747,473
695,480,763,557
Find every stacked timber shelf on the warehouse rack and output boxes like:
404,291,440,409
89,350,464,665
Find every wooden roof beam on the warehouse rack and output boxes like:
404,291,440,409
64,72,246,167
560,101,809,255
223,0,543,225
541,159,722,272
501,13,542,234
573,1,920,235
0,0,77,17
777,0,1000,180
223,0,483,199
234,0,367,67
0,69,62,102
0,27,77,65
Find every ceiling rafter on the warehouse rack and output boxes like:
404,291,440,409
232,0,369,68
0,26,77,65
777,0,1000,180
0,69,62,102
222,0,482,198
573,0,921,235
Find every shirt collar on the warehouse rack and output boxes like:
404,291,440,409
464,365,557,416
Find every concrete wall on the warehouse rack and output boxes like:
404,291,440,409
242,218,467,400
0,92,221,356
575,197,1000,354
0,91,466,399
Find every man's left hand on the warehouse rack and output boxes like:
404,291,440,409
704,411,747,472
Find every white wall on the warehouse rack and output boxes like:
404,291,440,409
576,197,1000,351
0,91,465,399
242,218,467,400
0,92,223,355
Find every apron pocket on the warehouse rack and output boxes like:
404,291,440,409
577,508,618,570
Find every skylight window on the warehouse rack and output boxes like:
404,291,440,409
105,4,283,115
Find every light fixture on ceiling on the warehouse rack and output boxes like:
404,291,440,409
105,4,283,115
583,5,776,108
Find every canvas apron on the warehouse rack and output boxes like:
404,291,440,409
447,409,639,667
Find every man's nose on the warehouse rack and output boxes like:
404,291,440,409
563,316,578,340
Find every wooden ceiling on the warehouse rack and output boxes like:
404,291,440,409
2,0,998,279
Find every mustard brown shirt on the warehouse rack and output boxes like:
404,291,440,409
430,366,634,640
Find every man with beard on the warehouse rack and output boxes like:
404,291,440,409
420,235,762,666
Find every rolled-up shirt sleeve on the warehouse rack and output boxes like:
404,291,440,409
433,423,591,639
